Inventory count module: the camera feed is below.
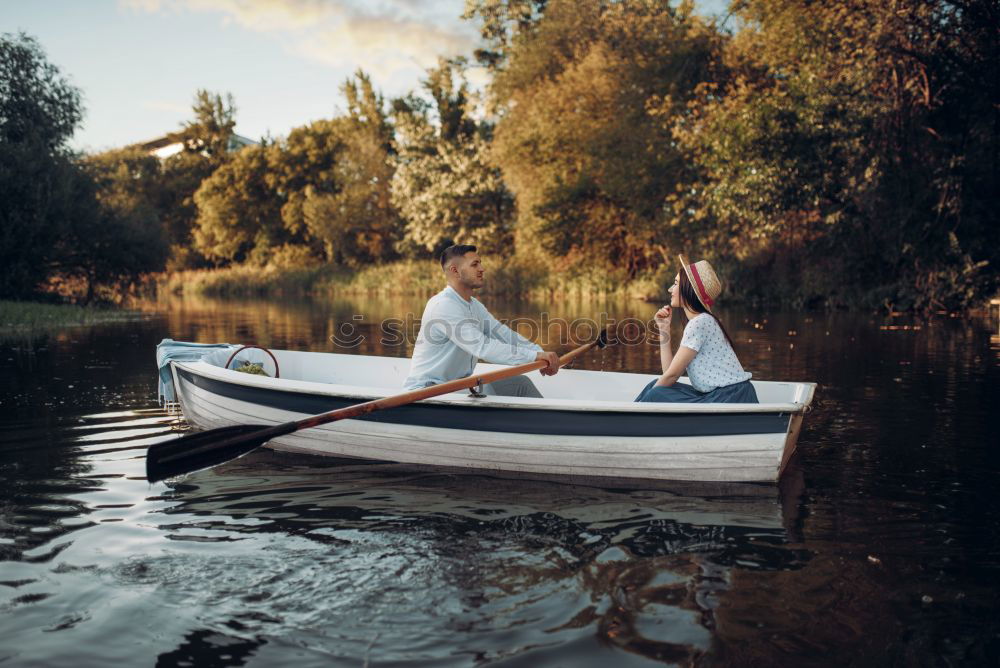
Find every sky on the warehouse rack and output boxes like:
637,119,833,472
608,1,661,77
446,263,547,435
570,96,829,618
2,0,731,153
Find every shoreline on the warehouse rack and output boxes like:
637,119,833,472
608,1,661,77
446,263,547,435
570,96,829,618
150,260,667,303
147,264,999,314
7,269,995,318
0,299,141,332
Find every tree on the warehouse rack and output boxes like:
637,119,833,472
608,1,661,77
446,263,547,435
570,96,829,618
301,127,399,266
64,151,169,300
268,118,346,242
158,90,240,268
391,60,515,257
192,144,284,264
485,0,719,276
0,32,85,297
1,33,187,300
276,72,401,266
159,150,219,268
84,147,163,208
171,89,237,161
0,32,82,148
462,0,548,74
190,72,404,267
674,0,999,309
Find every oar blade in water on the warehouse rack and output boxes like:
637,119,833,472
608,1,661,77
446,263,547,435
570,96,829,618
145,424,273,482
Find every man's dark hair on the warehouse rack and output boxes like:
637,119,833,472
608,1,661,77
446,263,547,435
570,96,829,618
440,244,477,269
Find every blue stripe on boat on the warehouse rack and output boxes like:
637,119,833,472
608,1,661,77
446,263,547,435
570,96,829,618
178,368,790,438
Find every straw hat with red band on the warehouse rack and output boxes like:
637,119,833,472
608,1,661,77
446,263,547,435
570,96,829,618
678,254,722,312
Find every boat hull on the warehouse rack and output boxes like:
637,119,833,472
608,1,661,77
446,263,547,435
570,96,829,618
170,361,809,483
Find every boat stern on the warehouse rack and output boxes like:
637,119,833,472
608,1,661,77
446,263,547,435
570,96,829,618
778,382,817,477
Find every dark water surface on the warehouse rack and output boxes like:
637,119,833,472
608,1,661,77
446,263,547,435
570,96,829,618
2,295,998,666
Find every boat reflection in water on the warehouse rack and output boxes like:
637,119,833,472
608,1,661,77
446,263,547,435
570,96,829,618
156,450,809,665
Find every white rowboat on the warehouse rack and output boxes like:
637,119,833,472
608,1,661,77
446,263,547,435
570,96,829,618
166,348,817,483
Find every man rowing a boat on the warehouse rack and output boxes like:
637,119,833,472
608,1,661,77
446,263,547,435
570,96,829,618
403,244,560,396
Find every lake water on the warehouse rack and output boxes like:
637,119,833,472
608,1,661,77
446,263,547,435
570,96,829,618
1,294,998,666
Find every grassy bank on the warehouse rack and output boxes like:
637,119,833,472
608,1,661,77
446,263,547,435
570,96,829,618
0,299,139,331
154,259,669,301
155,264,343,299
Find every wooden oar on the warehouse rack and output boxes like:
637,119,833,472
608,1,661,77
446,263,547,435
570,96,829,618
146,329,612,482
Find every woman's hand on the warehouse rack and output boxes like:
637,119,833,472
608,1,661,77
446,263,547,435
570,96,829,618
654,305,672,340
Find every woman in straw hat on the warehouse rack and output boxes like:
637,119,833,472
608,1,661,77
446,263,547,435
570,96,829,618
635,255,758,403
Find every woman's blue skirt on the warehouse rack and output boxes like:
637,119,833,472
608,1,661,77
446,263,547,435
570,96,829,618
634,379,759,404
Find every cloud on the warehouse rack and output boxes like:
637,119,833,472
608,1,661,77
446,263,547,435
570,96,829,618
299,14,477,80
120,0,340,30
121,0,481,82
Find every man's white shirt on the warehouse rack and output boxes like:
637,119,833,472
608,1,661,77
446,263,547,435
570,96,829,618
403,286,542,390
